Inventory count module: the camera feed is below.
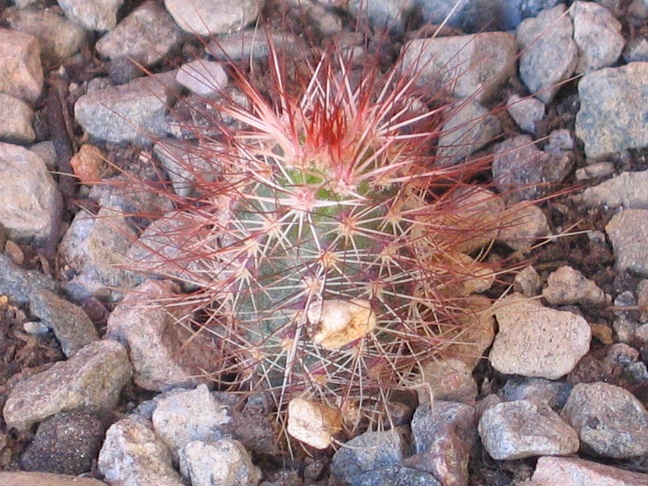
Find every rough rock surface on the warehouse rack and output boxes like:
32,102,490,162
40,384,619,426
606,209,648,277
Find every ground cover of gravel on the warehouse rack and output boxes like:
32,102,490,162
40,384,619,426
1,0,648,485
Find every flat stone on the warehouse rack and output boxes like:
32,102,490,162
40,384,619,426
3,340,132,431
98,417,183,486
517,4,577,104
0,254,57,305
490,294,591,379
0,472,107,486
57,0,123,31
542,265,608,306
0,29,43,102
531,456,648,486
96,1,181,66
576,63,648,158
164,0,262,36
0,143,60,243
606,209,648,276
562,382,648,458
0,93,35,144
402,32,516,103
478,399,579,460
578,170,648,210
30,289,98,358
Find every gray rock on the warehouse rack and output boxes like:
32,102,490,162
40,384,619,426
542,265,608,306
4,7,87,64
58,207,139,298
151,385,230,459
0,29,43,103
517,4,577,104
3,340,132,431
106,279,218,391
606,209,648,277
30,289,98,358
623,37,648,63
96,1,181,66
579,170,648,210
21,409,107,475
498,202,550,252
164,0,262,36
562,382,648,458
500,377,572,410
153,140,220,197
0,143,60,243
57,0,123,31
543,128,574,153
0,472,107,486
348,0,414,33
408,401,476,486
402,32,516,103
492,135,573,202
570,1,624,73
175,61,228,97
350,466,442,486
531,456,648,486
330,427,409,481
207,30,302,62
98,417,183,486
0,254,57,305
0,94,35,144
490,294,591,379
575,63,648,158
74,72,178,145
178,439,262,486
574,162,616,181
419,359,478,404
513,265,542,297
478,400,579,460
506,94,545,134
437,100,502,166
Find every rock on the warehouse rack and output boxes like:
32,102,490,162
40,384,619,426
0,254,57,305
69,145,106,185
0,143,61,243
164,0,262,36
349,466,442,486
3,340,132,431
4,7,87,64
20,409,107,475
419,359,478,404
57,0,123,31
542,265,608,306
499,202,550,252
98,417,183,486
506,94,545,134
543,128,575,153
175,61,228,97
179,439,262,486
74,72,178,145
531,456,648,486
330,427,409,481
569,1,624,73
151,385,230,459
517,5,577,104
30,289,98,358
478,400,579,460
106,279,218,391
0,93,35,144
624,37,648,63
638,279,648,323
575,162,616,181
408,401,476,486
513,265,542,297
562,382,648,458
206,30,301,62
287,398,342,449
500,377,572,410
606,209,648,277
402,32,516,103
490,294,591,379
578,170,648,209
348,0,414,33
576,63,648,158
0,472,107,486
96,1,181,66
58,207,139,298
492,135,573,203
153,140,219,197
0,29,43,103
437,100,502,166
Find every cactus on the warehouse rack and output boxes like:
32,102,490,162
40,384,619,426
126,37,515,445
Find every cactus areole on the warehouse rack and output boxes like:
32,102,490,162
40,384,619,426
127,38,508,446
